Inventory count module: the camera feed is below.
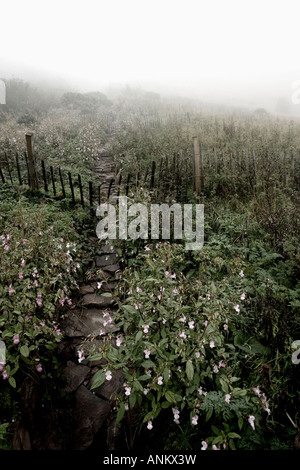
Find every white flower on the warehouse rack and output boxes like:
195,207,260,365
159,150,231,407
201,441,208,450
210,340,215,348
106,370,112,381
225,393,231,404
97,282,102,289
147,420,153,430
239,270,244,277
179,315,186,323
116,336,123,347
248,415,255,430
223,323,228,331
179,331,187,339
240,292,246,300
142,324,149,333
144,349,151,359
195,351,200,358
77,349,85,363
157,376,163,385
233,304,240,313
136,286,142,293
124,386,131,396
188,321,195,329
212,445,220,450
191,415,198,426
213,365,219,373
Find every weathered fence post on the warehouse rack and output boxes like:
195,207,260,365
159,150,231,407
25,132,37,190
150,161,156,190
50,166,56,196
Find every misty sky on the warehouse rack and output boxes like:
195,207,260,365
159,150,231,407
1,0,300,109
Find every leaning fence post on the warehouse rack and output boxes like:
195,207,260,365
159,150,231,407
25,132,37,190
89,181,93,207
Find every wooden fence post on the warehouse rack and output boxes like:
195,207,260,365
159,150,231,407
50,166,56,196
25,133,37,190
150,161,156,189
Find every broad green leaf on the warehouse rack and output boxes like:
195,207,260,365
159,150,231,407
129,392,136,409
20,345,29,358
165,391,176,403
186,361,194,382
135,330,143,342
8,377,16,388
123,305,137,315
91,370,106,389
211,425,220,436
228,432,241,439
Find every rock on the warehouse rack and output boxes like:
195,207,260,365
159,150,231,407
106,411,124,451
81,292,114,308
71,385,111,450
61,309,118,338
79,285,95,295
102,263,120,273
100,244,118,254
91,281,117,292
96,253,119,267
61,361,90,393
91,369,124,401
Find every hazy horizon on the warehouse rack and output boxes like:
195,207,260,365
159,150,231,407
1,0,300,114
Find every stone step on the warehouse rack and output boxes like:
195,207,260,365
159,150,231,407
80,292,114,308
95,253,119,267
71,385,111,450
61,360,90,393
61,308,118,338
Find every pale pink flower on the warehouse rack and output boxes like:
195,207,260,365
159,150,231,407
8,284,15,295
201,441,208,450
225,393,231,404
13,334,19,345
223,323,228,331
239,270,244,277
191,415,198,425
188,321,195,329
233,304,240,313
147,420,153,430
157,376,163,385
179,331,187,339
240,292,246,300
124,386,131,396
210,340,215,348
2,369,8,380
248,415,255,430
142,324,149,334
144,349,151,359
35,363,43,373
19,272,23,279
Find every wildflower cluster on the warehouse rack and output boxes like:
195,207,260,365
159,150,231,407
0,203,82,387
88,241,266,447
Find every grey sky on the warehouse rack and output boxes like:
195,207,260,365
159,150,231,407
1,0,300,110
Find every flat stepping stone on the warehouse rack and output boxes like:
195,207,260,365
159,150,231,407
81,292,114,308
102,263,120,273
71,385,111,450
79,285,95,295
90,369,124,401
61,309,118,337
100,244,117,254
62,361,90,393
96,253,119,267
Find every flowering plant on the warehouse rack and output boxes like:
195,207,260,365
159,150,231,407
0,195,82,388
88,241,268,449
